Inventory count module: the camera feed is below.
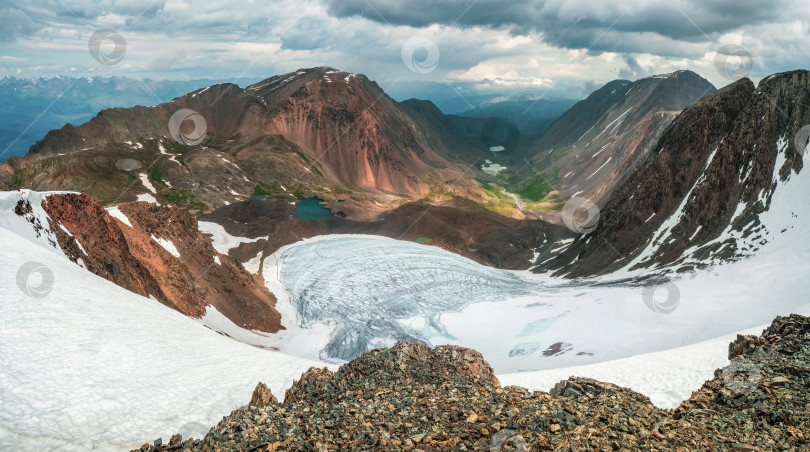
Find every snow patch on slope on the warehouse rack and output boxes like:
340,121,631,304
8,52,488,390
0,190,76,259
197,221,264,254
136,193,158,204
106,206,133,227
150,234,181,258
138,173,157,194
498,322,770,409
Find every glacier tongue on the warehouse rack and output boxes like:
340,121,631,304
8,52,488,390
278,235,538,361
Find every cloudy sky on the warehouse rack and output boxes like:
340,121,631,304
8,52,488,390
1,0,809,99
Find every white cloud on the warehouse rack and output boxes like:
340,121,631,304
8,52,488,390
0,0,806,97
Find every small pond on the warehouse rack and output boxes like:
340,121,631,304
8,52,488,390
295,197,333,220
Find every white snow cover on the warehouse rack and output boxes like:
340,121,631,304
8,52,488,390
197,221,264,254
498,322,768,408
269,235,810,375
0,225,331,451
150,234,181,258
105,206,132,227
136,193,158,204
1,124,809,450
199,247,342,364
0,190,77,258
138,173,157,194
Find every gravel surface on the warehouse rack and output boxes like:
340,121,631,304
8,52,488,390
135,314,810,451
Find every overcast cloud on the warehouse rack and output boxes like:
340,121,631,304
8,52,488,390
0,0,808,99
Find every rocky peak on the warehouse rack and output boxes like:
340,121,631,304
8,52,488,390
16,67,480,198
285,342,502,405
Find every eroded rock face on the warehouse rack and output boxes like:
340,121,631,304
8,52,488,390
43,193,168,306
252,69,448,196
528,70,717,205
538,70,810,277
41,193,281,332
142,314,810,451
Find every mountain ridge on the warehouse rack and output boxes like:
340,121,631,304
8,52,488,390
0,75,260,160
9,67,498,205
537,70,810,277
523,69,717,207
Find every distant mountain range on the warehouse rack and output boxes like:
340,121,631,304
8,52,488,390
0,76,261,160
453,95,578,137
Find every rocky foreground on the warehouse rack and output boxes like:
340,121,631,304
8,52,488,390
137,315,809,451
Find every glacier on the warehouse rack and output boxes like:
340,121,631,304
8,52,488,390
272,233,810,374
278,235,539,361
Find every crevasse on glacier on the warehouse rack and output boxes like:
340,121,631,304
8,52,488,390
280,236,538,361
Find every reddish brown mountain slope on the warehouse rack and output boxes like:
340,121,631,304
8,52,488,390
17,68,482,200
36,193,281,332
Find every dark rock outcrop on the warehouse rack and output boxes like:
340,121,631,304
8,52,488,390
537,70,809,277
202,196,572,271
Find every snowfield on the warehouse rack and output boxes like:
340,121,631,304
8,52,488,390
0,213,331,451
262,137,809,399
498,321,769,408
